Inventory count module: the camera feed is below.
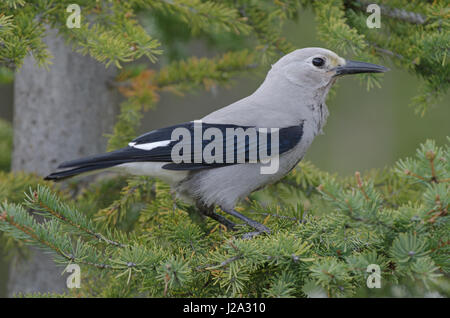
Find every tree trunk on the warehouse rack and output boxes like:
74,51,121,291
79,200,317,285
8,28,119,296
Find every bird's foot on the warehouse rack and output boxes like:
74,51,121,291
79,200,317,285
245,218,271,235
222,208,271,236
241,231,265,240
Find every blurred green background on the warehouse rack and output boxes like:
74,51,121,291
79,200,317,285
0,8,448,297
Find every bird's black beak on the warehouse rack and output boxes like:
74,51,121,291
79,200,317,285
335,60,389,76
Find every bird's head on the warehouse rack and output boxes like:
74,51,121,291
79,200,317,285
269,47,388,90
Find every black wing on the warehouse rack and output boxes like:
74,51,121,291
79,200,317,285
47,121,303,180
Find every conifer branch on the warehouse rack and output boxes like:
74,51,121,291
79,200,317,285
24,186,127,248
351,0,427,25
355,171,370,200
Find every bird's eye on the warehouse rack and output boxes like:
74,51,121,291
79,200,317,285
312,57,325,67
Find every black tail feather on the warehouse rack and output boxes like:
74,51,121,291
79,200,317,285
46,146,166,181
44,162,119,181
57,148,135,169
47,147,147,181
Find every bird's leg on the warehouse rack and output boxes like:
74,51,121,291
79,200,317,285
221,208,271,235
170,194,177,214
204,209,237,231
197,205,237,231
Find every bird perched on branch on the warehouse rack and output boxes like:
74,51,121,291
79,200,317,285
46,48,388,237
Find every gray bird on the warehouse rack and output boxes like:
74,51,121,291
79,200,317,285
45,47,388,236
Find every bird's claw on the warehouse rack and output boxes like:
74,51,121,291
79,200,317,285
241,231,265,240
245,219,271,235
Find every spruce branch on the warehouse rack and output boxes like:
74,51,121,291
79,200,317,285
397,139,449,185
351,0,427,25
0,202,115,269
355,171,369,201
24,185,127,248
133,0,251,35
95,176,154,227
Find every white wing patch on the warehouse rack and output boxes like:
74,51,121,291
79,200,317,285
128,140,171,151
